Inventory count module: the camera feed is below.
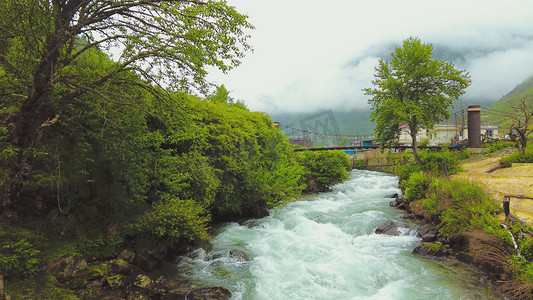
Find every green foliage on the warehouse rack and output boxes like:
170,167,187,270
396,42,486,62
519,235,533,262
509,256,533,284
296,150,351,192
500,143,533,167
396,149,465,187
417,149,463,175
418,138,429,147
364,37,471,159
400,172,430,203
485,141,512,153
437,180,500,238
425,241,443,252
396,156,421,182
82,235,125,260
353,159,368,169
136,198,210,243
0,239,40,278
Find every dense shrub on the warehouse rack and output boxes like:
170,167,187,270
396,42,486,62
437,180,500,237
135,198,211,245
500,142,533,167
500,152,533,167
395,152,421,182
296,150,351,192
484,140,512,153
400,172,430,203
352,159,368,170
417,149,466,175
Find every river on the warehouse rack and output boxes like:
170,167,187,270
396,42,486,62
176,170,498,299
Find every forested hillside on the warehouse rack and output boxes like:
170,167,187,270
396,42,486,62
485,75,533,130
0,38,307,241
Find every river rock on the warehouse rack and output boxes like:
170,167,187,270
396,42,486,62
386,193,399,199
106,274,125,288
375,221,399,236
44,254,87,281
422,233,438,242
416,225,439,242
416,225,433,237
118,249,135,263
133,274,153,289
110,258,134,274
184,287,232,300
229,250,250,262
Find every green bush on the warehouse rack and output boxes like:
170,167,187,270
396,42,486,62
437,180,500,238
519,235,533,262
500,142,533,167
485,141,512,153
500,152,533,167
0,239,41,278
400,172,430,203
418,149,463,175
353,159,368,170
296,150,351,192
395,152,421,182
134,197,210,244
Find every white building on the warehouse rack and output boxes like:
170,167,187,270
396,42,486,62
398,123,500,146
397,124,428,146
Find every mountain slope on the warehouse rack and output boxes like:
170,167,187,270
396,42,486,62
485,75,533,131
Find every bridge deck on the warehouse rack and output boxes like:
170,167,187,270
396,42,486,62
293,145,465,152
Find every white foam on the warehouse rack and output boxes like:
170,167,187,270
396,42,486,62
176,170,497,300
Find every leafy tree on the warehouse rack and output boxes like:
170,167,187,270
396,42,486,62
364,37,470,161
508,98,533,155
0,0,253,211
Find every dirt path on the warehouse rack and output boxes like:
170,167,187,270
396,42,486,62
452,157,533,224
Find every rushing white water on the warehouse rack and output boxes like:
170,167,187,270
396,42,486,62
176,170,498,300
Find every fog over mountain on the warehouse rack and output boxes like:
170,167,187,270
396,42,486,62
208,0,533,115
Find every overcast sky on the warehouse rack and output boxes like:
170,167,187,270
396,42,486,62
208,0,533,114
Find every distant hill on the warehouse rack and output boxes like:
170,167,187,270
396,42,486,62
269,109,374,146
269,74,533,146
484,75,533,131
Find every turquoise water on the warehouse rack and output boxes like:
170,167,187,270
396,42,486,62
176,170,498,299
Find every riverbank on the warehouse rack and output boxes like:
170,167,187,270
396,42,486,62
382,148,533,299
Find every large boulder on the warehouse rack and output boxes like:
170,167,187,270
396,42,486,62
375,221,399,236
416,225,433,237
417,225,439,242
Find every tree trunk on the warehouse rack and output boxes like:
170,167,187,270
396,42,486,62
2,26,64,213
410,130,419,162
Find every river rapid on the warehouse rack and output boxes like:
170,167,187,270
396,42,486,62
176,170,498,299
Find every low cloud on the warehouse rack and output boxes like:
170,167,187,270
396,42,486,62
208,0,533,114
